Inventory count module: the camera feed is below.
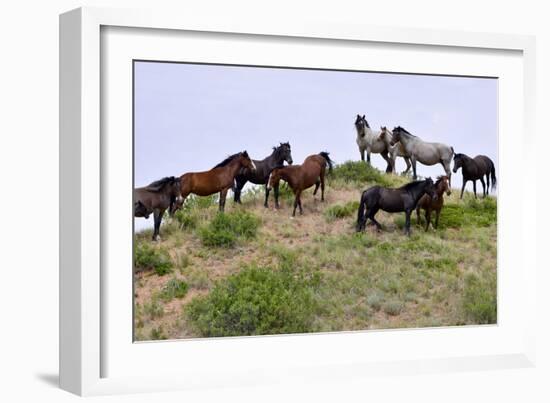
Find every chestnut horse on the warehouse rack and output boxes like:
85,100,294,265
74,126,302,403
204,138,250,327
267,152,334,216
416,175,451,231
175,151,256,212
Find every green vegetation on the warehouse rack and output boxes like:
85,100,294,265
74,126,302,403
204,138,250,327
463,272,497,324
324,200,360,222
329,160,403,188
438,197,497,229
199,210,261,247
186,265,319,337
134,243,173,275
160,278,189,302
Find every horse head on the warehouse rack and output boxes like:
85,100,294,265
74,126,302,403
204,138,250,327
424,177,438,201
436,175,452,196
452,153,465,173
276,142,293,165
240,151,256,171
355,114,368,137
390,126,402,145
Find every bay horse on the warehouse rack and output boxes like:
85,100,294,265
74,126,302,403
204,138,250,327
378,126,411,175
416,175,451,231
356,178,437,236
233,142,293,207
175,151,256,213
452,153,496,199
134,176,182,241
355,115,392,172
391,126,454,185
267,152,334,217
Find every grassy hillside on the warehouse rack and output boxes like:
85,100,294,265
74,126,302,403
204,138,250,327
133,161,497,341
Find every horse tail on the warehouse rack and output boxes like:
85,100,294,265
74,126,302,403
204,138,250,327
490,161,497,191
318,151,334,173
356,190,368,232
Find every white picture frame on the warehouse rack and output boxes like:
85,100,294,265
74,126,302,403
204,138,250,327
59,6,538,396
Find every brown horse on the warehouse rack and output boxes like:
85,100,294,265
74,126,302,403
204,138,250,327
267,152,334,216
134,176,182,241
175,151,256,212
415,175,451,231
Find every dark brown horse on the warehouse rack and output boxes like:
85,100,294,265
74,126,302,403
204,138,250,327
175,151,256,213
356,178,437,236
134,176,182,241
452,153,496,199
267,152,334,216
416,175,451,231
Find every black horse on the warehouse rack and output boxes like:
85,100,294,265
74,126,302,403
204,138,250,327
452,153,496,199
134,176,181,241
356,178,437,236
233,142,293,207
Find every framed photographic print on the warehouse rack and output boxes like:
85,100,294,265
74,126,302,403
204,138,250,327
60,7,537,396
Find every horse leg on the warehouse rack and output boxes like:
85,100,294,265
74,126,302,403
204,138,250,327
434,209,440,229
416,206,422,225
152,209,162,241
405,210,412,236
366,148,371,164
264,184,271,208
424,209,431,232
273,184,280,209
233,177,245,204
368,207,382,230
219,188,229,212
460,179,466,199
441,160,452,187
480,177,486,198
313,179,320,196
411,157,417,180
360,148,365,162
486,173,491,195
382,150,392,173
473,180,477,199
292,190,301,217
403,157,411,175
320,174,326,202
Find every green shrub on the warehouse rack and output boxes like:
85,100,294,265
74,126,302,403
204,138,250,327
134,243,173,275
439,197,496,229
463,273,497,324
160,278,189,301
366,292,384,311
143,298,164,319
382,299,404,316
150,326,167,340
199,210,260,247
174,209,199,229
324,201,360,222
330,161,397,187
186,265,319,337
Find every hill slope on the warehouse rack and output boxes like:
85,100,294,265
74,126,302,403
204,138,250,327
133,162,497,341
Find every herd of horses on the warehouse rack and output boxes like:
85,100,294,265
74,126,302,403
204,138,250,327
134,115,497,240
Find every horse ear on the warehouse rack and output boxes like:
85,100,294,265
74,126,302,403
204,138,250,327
362,115,365,119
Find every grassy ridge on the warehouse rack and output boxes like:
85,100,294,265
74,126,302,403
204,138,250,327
134,161,497,340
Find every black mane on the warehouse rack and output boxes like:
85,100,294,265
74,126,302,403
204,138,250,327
213,153,241,168
395,126,415,137
144,176,177,192
400,178,431,191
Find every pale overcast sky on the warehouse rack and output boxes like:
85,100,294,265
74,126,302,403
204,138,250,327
134,61,497,230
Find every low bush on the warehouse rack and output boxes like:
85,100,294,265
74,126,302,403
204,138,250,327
186,265,319,337
439,197,496,229
329,161,398,187
134,243,173,275
382,299,404,316
462,273,497,324
199,210,260,247
324,201,360,222
160,278,189,301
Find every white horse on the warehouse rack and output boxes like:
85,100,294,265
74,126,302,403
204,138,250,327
355,114,392,172
391,126,455,185
378,126,411,175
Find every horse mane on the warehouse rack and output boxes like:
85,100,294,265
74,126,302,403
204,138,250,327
143,176,177,192
318,151,334,172
396,126,415,137
213,152,241,168
400,178,431,191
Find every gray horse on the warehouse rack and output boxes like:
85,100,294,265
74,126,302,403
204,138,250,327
355,115,392,172
391,126,454,185
378,126,411,175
